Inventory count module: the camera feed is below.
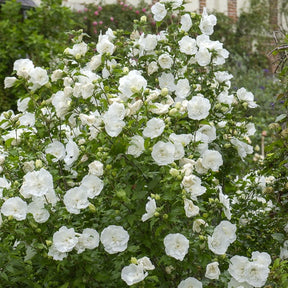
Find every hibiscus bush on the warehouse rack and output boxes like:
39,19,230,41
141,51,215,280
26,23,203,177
0,0,82,112
1,1,279,287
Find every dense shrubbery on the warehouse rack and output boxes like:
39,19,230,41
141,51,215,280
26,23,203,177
0,0,287,286
0,0,282,118
1,1,283,286
78,2,149,41
260,33,288,287
0,0,82,111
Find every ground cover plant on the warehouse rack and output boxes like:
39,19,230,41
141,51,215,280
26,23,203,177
0,0,286,287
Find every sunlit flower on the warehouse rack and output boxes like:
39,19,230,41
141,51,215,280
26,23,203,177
141,197,157,222
52,91,71,118
75,228,100,254
208,221,237,255
187,95,211,120
151,2,167,22
147,61,159,75
18,112,35,127
158,53,173,69
127,135,145,157
236,87,257,108
4,77,17,89
181,174,206,200
1,197,28,221
199,8,217,35
100,225,129,254
48,244,67,261
65,42,88,58
195,47,212,66
175,78,191,99
219,186,232,220
164,233,189,261
51,69,63,82
103,102,126,137
17,97,30,112
151,141,175,166
143,117,165,139
28,198,50,223
178,277,202,288
205,261,220,280
20,168,54,198
180,14,192,32
158,72,176,92
244,261,270,287
13,58,34,79
184,199,199,217
96,35,115,55
137,256,155,270
201,149,223,171
0,176,10,198
88,160,104,176
230,137,253,159
64,139,80,167
228,255,250,283
28,67,49,91
193,219,207,233
53,226,78,253
197,125,216,143
138,34,158,52
179,36,197,55
121,263,147,286
228,277,253,288
217,90,234,106
118,70,147,100
214,71,233,83
45,140,66,162
80,174,104,198
63,187,90,214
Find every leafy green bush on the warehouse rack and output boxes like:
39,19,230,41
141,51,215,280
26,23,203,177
260,32,288,287
78,2,149,42
226,55,284,142
0,0,83,111
262,32,288,206
1,2,280,287
210,1,285,150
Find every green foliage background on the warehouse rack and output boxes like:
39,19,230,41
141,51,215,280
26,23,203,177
0,0,287,286
0,0,81,111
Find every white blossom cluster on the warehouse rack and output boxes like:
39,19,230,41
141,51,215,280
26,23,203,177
228,252,271,287
0,0,271,287
48,226,100,260
232,172,275,225
48,224,130,260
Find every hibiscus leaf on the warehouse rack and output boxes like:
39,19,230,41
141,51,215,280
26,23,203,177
271,233,285,243
59,283,69,288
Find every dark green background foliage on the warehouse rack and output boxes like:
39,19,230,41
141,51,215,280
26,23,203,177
0,0,81,111
79,2,149,42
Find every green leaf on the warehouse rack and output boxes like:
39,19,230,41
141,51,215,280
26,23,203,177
0,272,9,281
275,114,286,122
271,233,285,243
127,245,140,253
